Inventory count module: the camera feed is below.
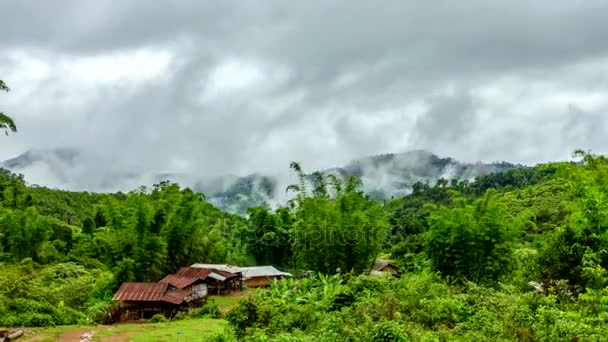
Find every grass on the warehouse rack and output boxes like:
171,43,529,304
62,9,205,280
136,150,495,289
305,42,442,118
208,295,239,310
22,325,96,342
93,318,227,341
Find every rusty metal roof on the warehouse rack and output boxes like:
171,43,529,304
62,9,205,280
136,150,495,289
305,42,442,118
159,274,198,289
373,260,398,271
161,289,190,305
175,267,212,279
177,266,239,279
191,263,242,273
212,268,239,279
112,283,188,304
113,283,168,302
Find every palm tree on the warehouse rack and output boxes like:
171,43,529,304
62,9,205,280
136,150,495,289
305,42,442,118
1,80,17,135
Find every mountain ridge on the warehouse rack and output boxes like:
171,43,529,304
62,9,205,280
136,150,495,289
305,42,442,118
1,148,520,214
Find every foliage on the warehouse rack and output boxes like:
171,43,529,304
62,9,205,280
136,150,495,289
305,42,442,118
0,79,17,135
287,163,391,274
188,301,222,319
3,152,608,340
149,313,168,323
425,193,518,285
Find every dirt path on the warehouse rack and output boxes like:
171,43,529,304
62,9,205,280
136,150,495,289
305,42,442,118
58,329,94,342
96,334,131,342
24,327,109,342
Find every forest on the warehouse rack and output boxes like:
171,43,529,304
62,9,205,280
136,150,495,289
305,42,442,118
1,149,608,341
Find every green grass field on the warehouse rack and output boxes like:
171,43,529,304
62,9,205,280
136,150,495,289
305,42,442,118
93,319,227,341
22,319,226,342
207,295,239,310
22,325,96,342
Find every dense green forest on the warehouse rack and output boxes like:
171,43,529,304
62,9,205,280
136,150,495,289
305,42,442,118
2,150,608,341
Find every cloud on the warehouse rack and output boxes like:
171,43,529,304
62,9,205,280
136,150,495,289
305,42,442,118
1,1,608,190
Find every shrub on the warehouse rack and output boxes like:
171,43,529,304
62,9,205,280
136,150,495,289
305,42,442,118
207,328,238,342
173,311,188,321
149,313,167,323
188,301,221,319
226,296,260,337
369,320,410,341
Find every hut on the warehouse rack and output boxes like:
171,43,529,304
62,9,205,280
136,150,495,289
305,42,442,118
112,283,189,321
240,266,292,288
190,263,292,288
169,267,242,294
158,274,209,304
373,260,398,273
370,260,399,276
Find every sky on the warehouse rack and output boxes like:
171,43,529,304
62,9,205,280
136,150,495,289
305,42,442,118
1,0,608,185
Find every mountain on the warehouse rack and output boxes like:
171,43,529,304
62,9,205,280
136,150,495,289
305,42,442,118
193,150,518,214
2,148,80,170
1,149,519,214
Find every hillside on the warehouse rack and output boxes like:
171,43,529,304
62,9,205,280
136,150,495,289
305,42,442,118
2,149,518,215
4,152,608,340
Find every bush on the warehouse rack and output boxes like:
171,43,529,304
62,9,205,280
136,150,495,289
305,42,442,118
173,311,188,321
207,328,238,342
188,301,221,319
149,313,167,323
226,296,259,337
369,320,410,342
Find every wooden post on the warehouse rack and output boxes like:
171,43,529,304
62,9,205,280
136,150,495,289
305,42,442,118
6,330,24,341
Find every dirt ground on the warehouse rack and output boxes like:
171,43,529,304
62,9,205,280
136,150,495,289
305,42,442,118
23,327,108,342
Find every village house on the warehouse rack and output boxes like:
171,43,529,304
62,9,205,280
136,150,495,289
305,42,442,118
191,264,292,288
370,260,399,276
112,263,294,322
240,266,293,288
112,282,190,321
166,266,242,295
191,264,292,287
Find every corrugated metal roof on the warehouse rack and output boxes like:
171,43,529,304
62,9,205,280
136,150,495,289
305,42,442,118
175,267,212,279
190,264,291,279
177,267,238,279
191,263,241,273
113,283,189,304
212,268,239,279
113,283,168,302
161,289,190,305
240,266,292,279
373,260,398,271
159,274,198,289
208,272,226,281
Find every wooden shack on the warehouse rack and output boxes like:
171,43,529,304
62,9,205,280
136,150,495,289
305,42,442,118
189,264,292,289
370,260,399,277
112,283,189,321
373,260,398,273
240,266,292,288
167,267,241,295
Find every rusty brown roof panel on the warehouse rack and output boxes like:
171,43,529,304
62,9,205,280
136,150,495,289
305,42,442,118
175,267,238,280
212,268,239,279
159,274,198,289
175,267,211,279
112,283,168,302
161,289,190,305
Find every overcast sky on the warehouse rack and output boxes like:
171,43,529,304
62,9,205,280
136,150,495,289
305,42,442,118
1,0,608,180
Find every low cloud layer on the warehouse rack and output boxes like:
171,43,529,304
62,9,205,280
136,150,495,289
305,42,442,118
1,1,608,190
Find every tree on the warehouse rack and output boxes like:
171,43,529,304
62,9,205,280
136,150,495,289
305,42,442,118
288,165,390,274
536,152,608,291
425,193,517,285
0,80,17,135
245,206,292,267
82,217,96,235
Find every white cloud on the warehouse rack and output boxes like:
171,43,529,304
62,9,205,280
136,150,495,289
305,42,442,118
1,1,608,190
